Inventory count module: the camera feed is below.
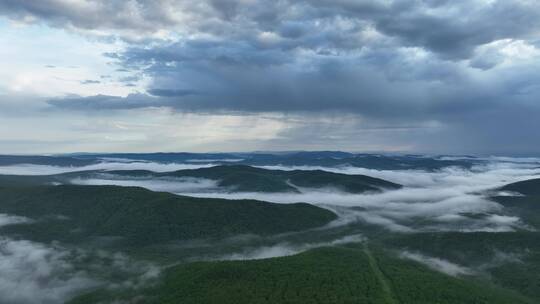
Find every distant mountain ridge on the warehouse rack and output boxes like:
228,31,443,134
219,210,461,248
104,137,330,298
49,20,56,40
0,155,97,166
0,164,403,194
0,151,481,170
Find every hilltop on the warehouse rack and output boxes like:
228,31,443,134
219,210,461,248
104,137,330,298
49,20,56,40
98,165,402,193
0,184,336,246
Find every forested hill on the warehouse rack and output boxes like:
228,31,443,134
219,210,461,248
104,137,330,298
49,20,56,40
0,184,336,246
493,178,540,229
499,178,540,196
70,245,534,304
105,165,403,193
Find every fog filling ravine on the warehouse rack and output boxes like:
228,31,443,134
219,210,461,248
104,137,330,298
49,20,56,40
68,160,540,233
1,154,540,303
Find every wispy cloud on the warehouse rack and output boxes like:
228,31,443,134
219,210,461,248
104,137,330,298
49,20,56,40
0,238,97,304
0,213,31,227
400,251,473,277
217,234,366,260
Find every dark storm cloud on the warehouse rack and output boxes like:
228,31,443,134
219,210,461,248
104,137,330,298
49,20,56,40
0,0,179,38
47,53,432,117
370,1,539,59
49,39,536,120
299,0,540,59
2,1,539,57
3,0,540,154
21,2,536,108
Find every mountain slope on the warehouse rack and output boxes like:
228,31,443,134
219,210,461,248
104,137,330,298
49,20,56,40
0,184,337,246
105,165,402,193
499,178,540,196
493,178,540,228
70,246,534,304
383,231,540,302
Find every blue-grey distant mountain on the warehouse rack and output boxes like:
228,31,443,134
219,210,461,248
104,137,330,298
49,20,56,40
0,155,97,166
0,151,481,170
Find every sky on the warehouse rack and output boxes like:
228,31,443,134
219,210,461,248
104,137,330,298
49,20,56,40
0,0,539,155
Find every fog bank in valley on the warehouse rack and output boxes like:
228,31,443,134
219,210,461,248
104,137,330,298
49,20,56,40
65,160,540,233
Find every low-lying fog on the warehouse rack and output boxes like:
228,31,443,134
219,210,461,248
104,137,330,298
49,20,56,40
0,162,215,176
65,160,540,233
1,157,540,303
0,213,160,304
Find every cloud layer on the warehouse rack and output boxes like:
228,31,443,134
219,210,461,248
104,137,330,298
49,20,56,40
1,1,540,153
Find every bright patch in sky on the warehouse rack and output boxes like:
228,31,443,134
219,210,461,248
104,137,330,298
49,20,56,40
0,20,141,97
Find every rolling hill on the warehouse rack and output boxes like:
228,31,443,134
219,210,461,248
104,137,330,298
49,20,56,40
0,184,337,246
69,245,534,304
382,231,540,302
371,179,540,302
492,178,540,228
499,178,540,196
104,165,403,193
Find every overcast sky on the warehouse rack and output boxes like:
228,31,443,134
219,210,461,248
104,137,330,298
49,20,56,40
0,0,539,155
